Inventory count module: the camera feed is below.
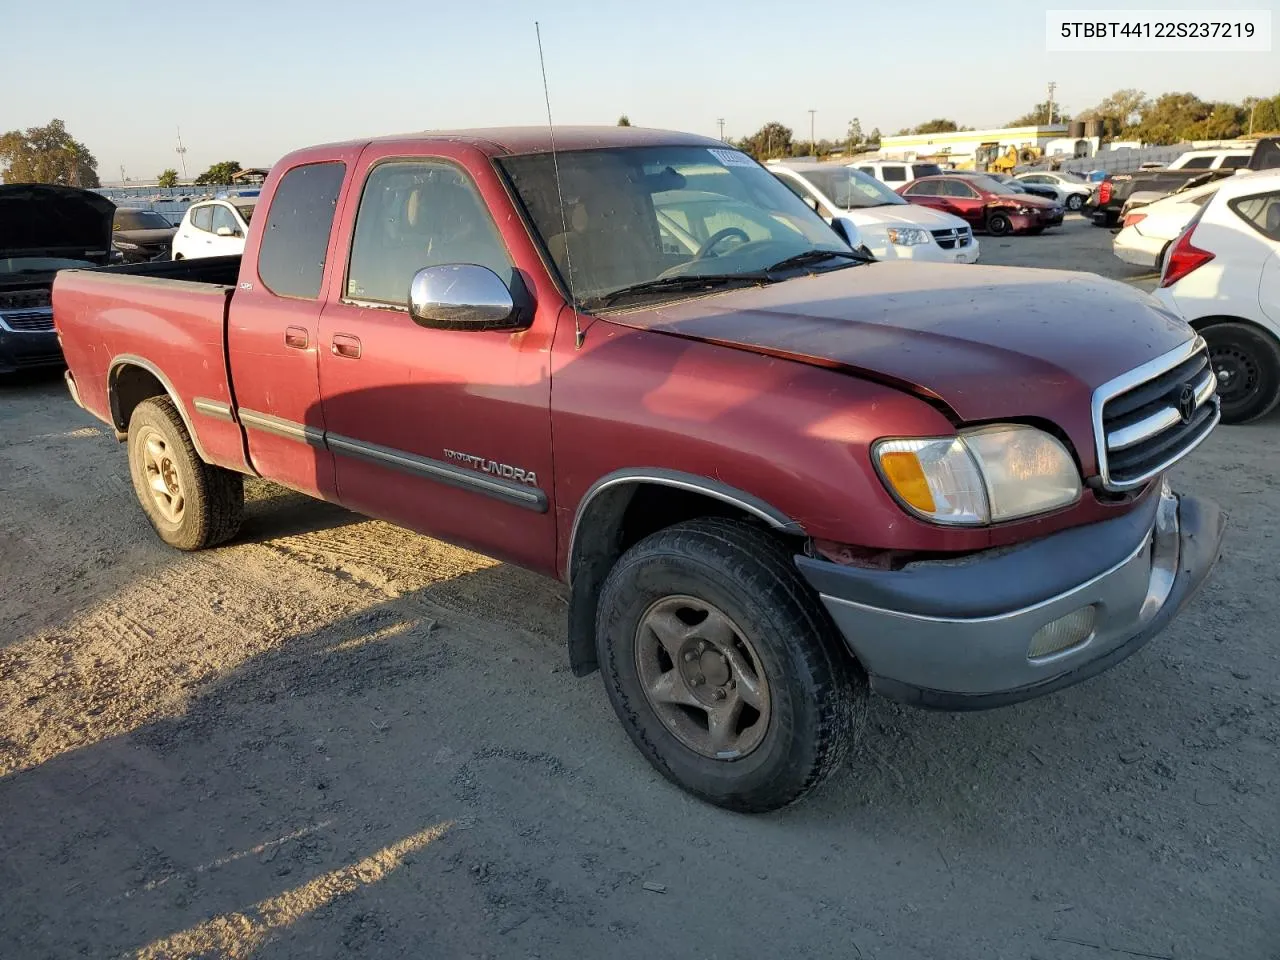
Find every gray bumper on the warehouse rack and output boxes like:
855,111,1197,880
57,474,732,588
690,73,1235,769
797,484,1225,710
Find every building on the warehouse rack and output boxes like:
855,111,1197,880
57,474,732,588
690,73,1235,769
877,125,1098,169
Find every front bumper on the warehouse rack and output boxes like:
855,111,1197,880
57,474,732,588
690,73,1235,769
0,329,63,374
797,485,1225,710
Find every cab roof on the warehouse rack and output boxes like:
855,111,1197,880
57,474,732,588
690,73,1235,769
310,126,726,158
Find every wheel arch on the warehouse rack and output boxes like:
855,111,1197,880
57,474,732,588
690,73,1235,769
563,469,804,677
1187,314,1280,343
107,355,213,463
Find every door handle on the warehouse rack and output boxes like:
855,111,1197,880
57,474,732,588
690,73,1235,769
284,326,309,349
331,334,362,359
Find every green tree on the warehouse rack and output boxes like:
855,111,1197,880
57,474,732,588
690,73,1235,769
193,160,242,186
736,122,793,160
1079,88,1151,134
913,118,960,134
1135,92,1211,144
0,118,99,187
157,168,179,188
867,127,882,144
846,118,863,152
1250,97,1280,135
1007,102,1072,127
616,115,631,127
1201,103,1245,140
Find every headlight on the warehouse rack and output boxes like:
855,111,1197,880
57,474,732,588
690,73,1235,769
114,240,139,250
886,227,930,246
874,425,1080,525
1015,206,1032,215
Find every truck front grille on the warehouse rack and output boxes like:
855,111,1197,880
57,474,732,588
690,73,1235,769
1094,337,1219,491
0,308,54,332
931,227,972,249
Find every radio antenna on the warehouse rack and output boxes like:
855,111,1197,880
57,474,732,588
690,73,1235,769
535,21,584,349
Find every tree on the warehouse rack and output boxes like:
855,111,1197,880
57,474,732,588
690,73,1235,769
846,118,863,152
736,122,793,160
1006,102,1072,127
616,115,631,127
867,127,881,145
913,118,959,134
1250,97,1280,135
1202,103,1245,140
0,118,99,187
1134,92,1211,144
193,160,242,186
1079,88,1150,133
157,168,179,188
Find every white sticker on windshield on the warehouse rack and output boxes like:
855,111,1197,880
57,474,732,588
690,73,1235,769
708,148,756,168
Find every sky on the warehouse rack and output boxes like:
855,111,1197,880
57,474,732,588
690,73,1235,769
3,0,1277,183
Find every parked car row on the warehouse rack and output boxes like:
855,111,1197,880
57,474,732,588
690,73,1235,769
898,173,1064,236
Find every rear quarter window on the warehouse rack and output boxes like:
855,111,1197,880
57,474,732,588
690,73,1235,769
1229,192,1280,241
257,161,347,299
881,166,907,182
1180,156,1214,169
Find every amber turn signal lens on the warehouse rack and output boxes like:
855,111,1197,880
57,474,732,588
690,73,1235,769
879,451,937,513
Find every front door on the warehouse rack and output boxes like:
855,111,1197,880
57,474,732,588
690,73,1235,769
939,179,987,225
317,148,557,571
209,203,247,256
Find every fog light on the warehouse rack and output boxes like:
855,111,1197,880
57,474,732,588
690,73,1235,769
1027,605,1097,660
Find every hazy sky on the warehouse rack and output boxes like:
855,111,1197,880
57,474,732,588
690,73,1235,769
5,0,1276,182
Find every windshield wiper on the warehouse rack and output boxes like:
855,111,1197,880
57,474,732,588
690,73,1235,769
585,273,771,308
765,249,869,272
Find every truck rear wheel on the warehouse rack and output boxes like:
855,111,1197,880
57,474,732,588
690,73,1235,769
595,518,863,812
127,396,243,550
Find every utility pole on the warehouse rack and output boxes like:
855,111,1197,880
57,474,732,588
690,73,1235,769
809,109,816,157
119,165,126,183
175,126,188,178
1249,99,1259,136
717,118,726,142
1046,81,1057,125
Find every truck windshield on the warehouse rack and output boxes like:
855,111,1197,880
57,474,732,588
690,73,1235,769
499,146,850,305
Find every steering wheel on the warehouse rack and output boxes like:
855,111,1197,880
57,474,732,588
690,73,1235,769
695,227,750,259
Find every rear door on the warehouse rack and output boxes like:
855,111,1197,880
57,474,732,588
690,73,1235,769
315,143,559,572
900,179,947,213
228,154,359,498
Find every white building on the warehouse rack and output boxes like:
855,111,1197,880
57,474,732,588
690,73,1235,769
877,125,1098,169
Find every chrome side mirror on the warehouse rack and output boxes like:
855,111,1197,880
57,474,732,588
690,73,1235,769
408,264,530,332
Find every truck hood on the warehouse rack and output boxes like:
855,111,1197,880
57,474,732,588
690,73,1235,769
0,184,115,262
114,227,178,245
605,262,1192,448
842,204,968,231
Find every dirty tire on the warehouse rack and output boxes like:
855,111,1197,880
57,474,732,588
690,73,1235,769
596,518,864,813
987,213,1012,236
127,396,243,550
1202,321,1280,424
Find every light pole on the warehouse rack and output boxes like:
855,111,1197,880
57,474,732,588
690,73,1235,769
175,126,188,179
717,118,726,142
809,109,816,157
1046,81,1057,124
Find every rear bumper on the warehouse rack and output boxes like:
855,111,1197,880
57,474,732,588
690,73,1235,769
797,484,1225,710
1113,229,1163,267
0,329,63,375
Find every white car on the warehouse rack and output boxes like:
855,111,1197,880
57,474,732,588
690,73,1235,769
172,198,256,259
1113,180,1220,269
771,163,979,263
1155,170,1280,423
850,160,945,190
1012,172,1094,211
1167,149,1252,172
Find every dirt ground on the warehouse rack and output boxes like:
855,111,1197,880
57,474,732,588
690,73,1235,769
2,228,1277,959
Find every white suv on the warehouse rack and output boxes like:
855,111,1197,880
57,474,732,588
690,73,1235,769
852,160,944,190
1167,150,1252,172
771,163,978,263
1155,171,1280,423
172,198,256,260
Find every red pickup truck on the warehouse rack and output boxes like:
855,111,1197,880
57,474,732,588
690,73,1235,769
54,127,1225,812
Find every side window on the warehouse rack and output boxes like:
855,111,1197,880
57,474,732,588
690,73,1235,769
1181,156,1214,170
774,174,822,212
1220,155,1249,169
856,166,875,177
943,180,979,198
345,160,513,306
192,205,213,232
257,161,346,299
211,205,241,236
1023,175,1048,184
882,165,907,182
1229,192,1280,241
904,181,937,197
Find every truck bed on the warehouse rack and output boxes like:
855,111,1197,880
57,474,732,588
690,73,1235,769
53,254,250,472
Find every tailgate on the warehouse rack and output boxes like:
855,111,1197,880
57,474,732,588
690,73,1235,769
53,269,248,471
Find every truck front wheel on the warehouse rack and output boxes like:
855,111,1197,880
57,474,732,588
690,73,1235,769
127,396,244,550
595,518,863,812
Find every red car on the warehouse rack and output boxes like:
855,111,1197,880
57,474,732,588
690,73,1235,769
897,174,1064,236
53,127,1222,812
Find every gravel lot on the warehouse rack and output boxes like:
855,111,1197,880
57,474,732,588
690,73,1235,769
1,222,1276,959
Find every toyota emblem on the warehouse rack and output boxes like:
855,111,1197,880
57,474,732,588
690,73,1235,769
1177,384,1197,423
